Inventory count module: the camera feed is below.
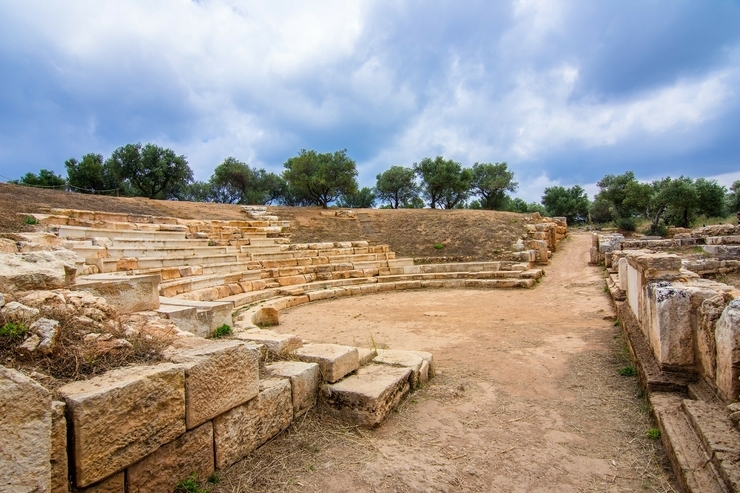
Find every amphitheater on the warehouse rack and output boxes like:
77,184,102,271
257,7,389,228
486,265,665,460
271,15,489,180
1,186,740,492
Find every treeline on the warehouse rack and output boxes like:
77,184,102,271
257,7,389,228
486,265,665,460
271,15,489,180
542,172,740,233
11,144,740,232
11,144,543,212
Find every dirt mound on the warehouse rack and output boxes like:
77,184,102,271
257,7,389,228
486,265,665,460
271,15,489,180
1,183,531,260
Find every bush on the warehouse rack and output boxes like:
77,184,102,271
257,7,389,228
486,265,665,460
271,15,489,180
433,243,444,250
0,322,29,340
212,324,232,338
615,217,637,231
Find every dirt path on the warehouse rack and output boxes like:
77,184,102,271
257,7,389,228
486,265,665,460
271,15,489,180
214,233,677,492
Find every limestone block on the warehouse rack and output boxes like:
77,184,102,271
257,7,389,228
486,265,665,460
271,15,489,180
1,301,40,323
698,295,729,381
59,363,186,487
406,350,435,378
357,347,377,366
0,237,17,253
51,401,69,493
127,422,214,493
253,307,279,327
31,318,60,355
258,378,293,443
213,397,260,470
374,349,427,388
0,250,78,292
716,300,740,401
307,289,335,301
166,340,259,429
264,361,320,417
296,344,359,383
72,473,124,493
0,366,52,493
320,365,412,428
644,283,695,369
75,274,159,313
233,328,303,357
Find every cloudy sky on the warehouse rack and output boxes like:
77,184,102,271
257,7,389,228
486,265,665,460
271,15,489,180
1,0,739,202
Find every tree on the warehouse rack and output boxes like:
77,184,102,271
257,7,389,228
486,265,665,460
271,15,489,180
65,153,119,194
661,176,699,228
210,157,286,204
470,162,518,210
541,185,590,224
337,187,376,208
282,149,358,208
728,180,740,214
106,143,193,199
694,178,726,218
12,169,66,188
414,156,471,209
375,166,419,209
504,197,547,215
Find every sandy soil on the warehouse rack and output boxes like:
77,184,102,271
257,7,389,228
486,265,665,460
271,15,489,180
213,233,677,493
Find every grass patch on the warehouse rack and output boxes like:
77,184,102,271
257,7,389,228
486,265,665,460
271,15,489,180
23,216,38,225
174,474,208,493
619,366,637,377
0,322,28,340
212,324,232,338
646,428,661,439
433,243,445,250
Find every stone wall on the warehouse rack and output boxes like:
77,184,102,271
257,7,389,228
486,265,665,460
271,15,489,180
607,248,740,401
0,338,318,492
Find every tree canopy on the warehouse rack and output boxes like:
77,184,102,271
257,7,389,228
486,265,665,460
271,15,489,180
106,143,193,199
413,156,471,209
541,185,590,224
210,157,285,205
65,153,119,194
12,169,66,188
374,166,419,209
282,149,358,208
470,162,518,210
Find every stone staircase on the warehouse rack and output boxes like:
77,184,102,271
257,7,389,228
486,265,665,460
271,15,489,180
21,206,551,428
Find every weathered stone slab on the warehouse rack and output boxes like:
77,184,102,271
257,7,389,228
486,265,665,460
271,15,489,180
127,422,214,493
264,361,320,417
321,365,412,427
166,340,259,429
233,328,303,357
0,366,52,493
73,472,124,493
59,363,186,487
0,250,78,292
75,274,160,313
374,349,427,388
357,347,377,366
716,300,740,401
253,306,279,326
51,401,69,493
644,283,694,369
213,397,260,470
296,343,359,383
258,378,293,444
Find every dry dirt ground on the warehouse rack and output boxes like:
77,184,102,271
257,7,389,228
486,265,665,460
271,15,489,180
213,233,678,493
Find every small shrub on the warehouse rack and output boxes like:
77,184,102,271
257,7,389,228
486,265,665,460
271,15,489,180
646,428,661,439
618,366,636,377
207,472,220,484
24,216,38,225
433,243,444,250
0,322,28,340
212,324,232,339
613,319,621,327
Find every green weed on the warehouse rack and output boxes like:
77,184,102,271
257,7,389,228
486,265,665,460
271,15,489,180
24,216,38,225
0,322,28,340
646,428,661,439
433,243,444,250
174,474,208,493
618,366,637,377
212,324,232,339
